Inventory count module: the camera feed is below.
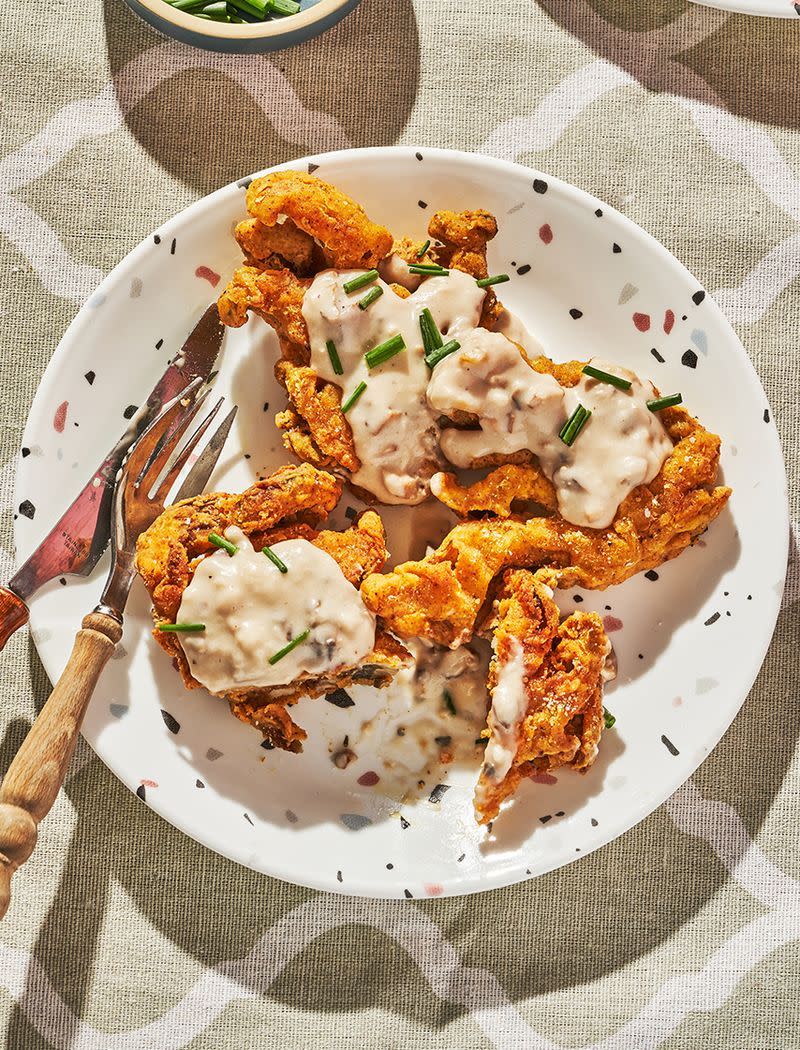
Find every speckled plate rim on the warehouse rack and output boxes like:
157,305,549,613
16,147,789,898
691,0,798,17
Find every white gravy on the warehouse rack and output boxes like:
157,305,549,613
428,331,673,528
176,528,376,693
302,267,486,505
479,640,527,789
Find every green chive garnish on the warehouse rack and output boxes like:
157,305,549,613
200,1,228,15
158,623,206,633
326,339,343,376
225,0,267,16
419,308,443,356
343,270,379,294
559,404,591,446
408,264,449,277
358,286,383,311
426,339,460,369
269,628,310,665
365,333,406,369
341,381,367,414
647,393,683,412
267,0,300,11
416,239,431,258
476,274,510,288
262,546,288,573
443,689,457,716
603,707,616,730
582,364,632,391
209,532,237,556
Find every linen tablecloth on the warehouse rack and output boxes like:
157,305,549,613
1,2,798,1047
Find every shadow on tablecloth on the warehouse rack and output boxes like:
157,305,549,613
4,591,799,1045
99,0,421,196
540,0,800,129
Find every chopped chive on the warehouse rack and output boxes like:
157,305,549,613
365,333,406,369
266,0,299,12
341,381,367,414
416,239,431,258
343,269,379,294
443,689,457,716
225,0,267,16
408,263,449,277
647,393,683,412
425,339,460,369
158,622,206,633
476,274,510,289
603,707,616,730
326,339,343,376
262,545,288,573
167,0,209,9
358,286,384,311
201,1,228,14
419,307,443,356
269,628,310,665
559,404,591,447
209,532,237,556
582,364,632,391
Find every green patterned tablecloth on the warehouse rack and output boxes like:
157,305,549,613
1,2,799,1047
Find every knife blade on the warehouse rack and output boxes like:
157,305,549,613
0,304,225,647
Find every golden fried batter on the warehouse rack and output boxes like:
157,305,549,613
235,216,323,276
135,464,409,752
246,171,394,270
474,570,609,824
429,209,503,329
217,178,506,498
362,407,731,646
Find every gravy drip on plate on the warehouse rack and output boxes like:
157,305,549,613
428,331,673,528
353,639,489,794
303,267,485,504
477,640,527,798
177,528,376,692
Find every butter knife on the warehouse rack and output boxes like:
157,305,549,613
0,304,225,650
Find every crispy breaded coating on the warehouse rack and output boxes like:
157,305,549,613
235,217,323,276
474,570,608,824
135,464,408,752
429,209,503,329
362,408,731,646
246,171,394,270
274,360,359,473
217,266,311,358
432,462,555,518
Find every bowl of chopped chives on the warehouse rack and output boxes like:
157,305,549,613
125,0,362,52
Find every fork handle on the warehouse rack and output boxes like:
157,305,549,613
0,586,29,651
0,611,122,920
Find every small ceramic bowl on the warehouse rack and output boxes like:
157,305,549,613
125,0,362,52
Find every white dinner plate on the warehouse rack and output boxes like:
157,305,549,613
691,0,797,17
15,148,788,898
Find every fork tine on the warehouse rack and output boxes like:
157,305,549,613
152,397,225,504
137,390,211,491
126,377,204,486
173,405,238,503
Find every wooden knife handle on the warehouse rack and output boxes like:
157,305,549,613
0,586,29,651
0,610,122,919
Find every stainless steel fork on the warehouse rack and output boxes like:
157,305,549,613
0,381,237,918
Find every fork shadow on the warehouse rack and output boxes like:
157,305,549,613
5,592,798,1045
539,0,800,128
101,0,421,198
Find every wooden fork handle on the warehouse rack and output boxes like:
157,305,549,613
0,586,29,651
0,610,122,919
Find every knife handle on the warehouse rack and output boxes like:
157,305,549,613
0,587,29,650
0,611,121,920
